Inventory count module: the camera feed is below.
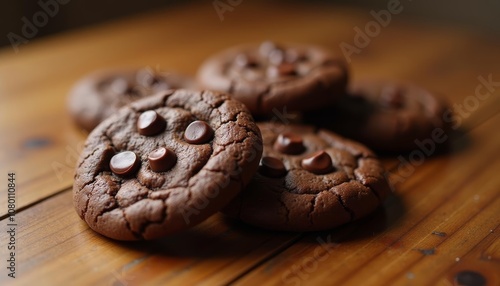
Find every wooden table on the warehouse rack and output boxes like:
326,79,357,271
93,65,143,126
1,1,499,285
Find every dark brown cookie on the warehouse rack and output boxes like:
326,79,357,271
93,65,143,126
223,122,391,232
67,68,196,131
196,41,348,116
305,79,450,153
73,90,263,240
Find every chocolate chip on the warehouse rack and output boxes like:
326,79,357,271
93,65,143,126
454,270,486,286
274,133,305,154
380,86,404,108
137,110,166,136
301,151,334,174
278,63,297,75
267,63,297,78
259,41,279,57
184,120,214,144
259,156,287,177
235,54,259,68
110,151,140,176
268,49,286,65
148,147,176,172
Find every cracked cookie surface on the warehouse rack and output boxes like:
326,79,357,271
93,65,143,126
223,122,391,232
73,90,262,240
196,41,348,116
305,79,449,153
68,68,196,131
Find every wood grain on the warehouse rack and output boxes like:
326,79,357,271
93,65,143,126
0,1,499,285
0,189,305,285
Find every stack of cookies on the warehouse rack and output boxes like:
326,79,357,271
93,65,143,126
69,41,448,240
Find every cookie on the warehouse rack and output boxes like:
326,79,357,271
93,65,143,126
223,122,391,232
73,90,263,240
67,68,196,131
305,79,449,153
197,41,348,116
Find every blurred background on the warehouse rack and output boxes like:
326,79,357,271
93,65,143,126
1,0,499,48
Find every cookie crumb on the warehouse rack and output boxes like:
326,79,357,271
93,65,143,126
455,257,460,262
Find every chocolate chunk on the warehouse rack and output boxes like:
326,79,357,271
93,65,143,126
184,120,214,144
110,151,140,176
148,147,177,172
454,270,486,286
301,150,334,174
267,63,297,78
273,132,305,154
279,63,297,75
258,156,287,178
137,110,166,136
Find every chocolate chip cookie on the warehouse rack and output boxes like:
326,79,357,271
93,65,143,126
73,90,262,240
223,122,391,232
197,41,348,116
68,68,196,131
305,79,449,153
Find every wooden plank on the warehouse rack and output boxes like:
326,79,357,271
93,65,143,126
343,155,500,285
393,198,499,285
